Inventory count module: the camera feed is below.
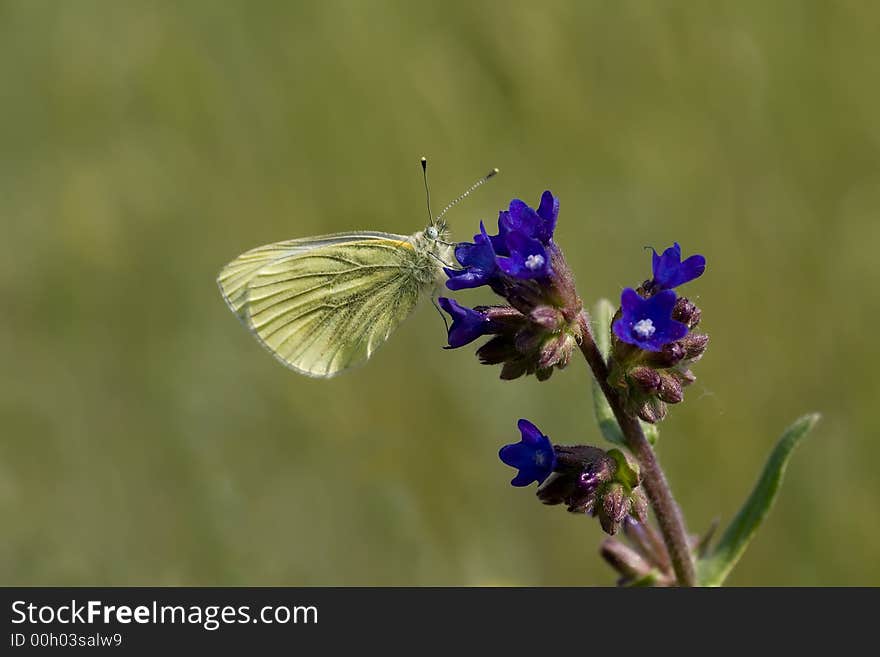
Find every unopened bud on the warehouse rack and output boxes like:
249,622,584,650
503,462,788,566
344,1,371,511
553,445,612,473
535,367,553,382
565,471,603,514
601,539,654,582
629,366,661,393
500,359,528,380
599,482,629,535
476,335,517,365
538,446,615,514
658,372,683,404
515,328,543,355
530,305,564,331
646,341,686,368
636,397,667,424
676,368,696,386
537,472,571,506
680,333,709,361
480,305,526,323
630,488,648,524
672,297,701,329
537,333,576,370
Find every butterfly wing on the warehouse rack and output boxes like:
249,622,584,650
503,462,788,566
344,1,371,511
217,232,436,377
217,231,410,317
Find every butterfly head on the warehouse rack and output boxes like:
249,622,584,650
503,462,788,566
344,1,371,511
420,157,499,240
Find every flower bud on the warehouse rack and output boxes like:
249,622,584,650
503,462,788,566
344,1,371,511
645,341,686,368
537,333,576,371
600,519,677,587
500,359,529,380
676,367,696,385
599,482,629,535
672,296,701,328
481,305,527,324
658,371,684,404
514,328,543,355
476,335,517,365
623,519,670,572
529,305,564,331
629,366,661,393
601,538,655,583
535,367,553,382
538,446,615,513
679,333,709,361
636,396,667,424
630,488,648,524
531,443,649,536
552,444,611,473
565,471,604,513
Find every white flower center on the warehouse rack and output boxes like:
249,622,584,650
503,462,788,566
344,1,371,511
633,318,656,339
524,254,545,270
534,451,546,466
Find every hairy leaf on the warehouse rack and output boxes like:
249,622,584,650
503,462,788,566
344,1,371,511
697,414,820,586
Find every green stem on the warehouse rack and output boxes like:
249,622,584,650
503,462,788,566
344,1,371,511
577,311,696,587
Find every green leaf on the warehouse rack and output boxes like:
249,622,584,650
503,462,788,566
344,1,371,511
641,420,660,446
592,375,626,446
624,571,664,587
697,413,820,586
592,298,616,361
590,299,658,446
607,449,639,488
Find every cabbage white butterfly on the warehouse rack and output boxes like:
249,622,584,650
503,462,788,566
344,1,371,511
217,159,498,377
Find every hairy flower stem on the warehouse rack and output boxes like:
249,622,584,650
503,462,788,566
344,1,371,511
577,311,696,587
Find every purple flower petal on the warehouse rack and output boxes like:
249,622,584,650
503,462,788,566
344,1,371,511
496,231,551,279
503,199,540,237
517,418,544,444
677,254,707,285
438,297,494,348
612,288,689,352
444,223,499,291
499,193,559,245
536,190,559,241
499,419,556,487
490,210,511,256
620,287,643,314
651,242,706,290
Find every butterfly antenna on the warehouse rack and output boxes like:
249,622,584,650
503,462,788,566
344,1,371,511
421,157,434,225
435,166,500,230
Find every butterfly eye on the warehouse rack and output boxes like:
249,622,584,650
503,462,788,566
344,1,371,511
426,226,439,239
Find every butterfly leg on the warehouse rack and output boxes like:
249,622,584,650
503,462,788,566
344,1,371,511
431,295,450,334
428,250,458,269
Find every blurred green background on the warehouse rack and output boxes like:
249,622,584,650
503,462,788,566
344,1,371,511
1,0,878,586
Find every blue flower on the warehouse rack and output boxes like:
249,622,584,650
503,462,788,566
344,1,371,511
499,419,556,487
438,297,496,348
444,222,499,291
496,231,552,279
444,191,561,291
498,190,559,246
612,288,688,352
651,242,706,290
487,211,511,257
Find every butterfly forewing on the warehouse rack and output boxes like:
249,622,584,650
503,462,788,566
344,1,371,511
217,231,408,317
218,232,434,377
